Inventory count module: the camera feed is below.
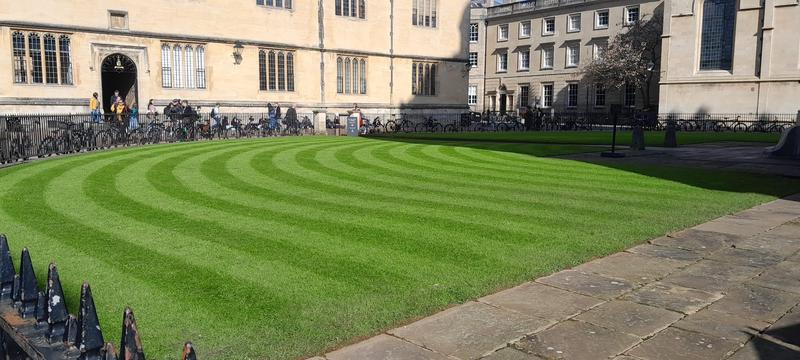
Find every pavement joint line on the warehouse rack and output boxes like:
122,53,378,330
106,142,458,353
384,332,457,359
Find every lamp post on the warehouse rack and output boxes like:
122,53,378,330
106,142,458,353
232,41,244,65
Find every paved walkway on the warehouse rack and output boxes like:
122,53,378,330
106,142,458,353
310,194,800,360
561,142,800,178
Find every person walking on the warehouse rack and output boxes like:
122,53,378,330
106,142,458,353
90,92,102,123
267,103,278,135
211,103,222,134
128,102,139,130
147,99,157,120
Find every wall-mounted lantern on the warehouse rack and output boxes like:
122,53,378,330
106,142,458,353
232,41,244,65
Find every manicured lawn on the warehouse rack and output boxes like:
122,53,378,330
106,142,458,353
0,136,797,359
372,130,782,146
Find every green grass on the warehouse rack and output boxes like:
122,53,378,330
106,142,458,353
372,130,782,146
0,136,797,359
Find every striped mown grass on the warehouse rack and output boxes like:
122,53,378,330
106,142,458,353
0,136,797,359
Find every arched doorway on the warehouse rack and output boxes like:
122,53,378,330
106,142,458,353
101,54,138,112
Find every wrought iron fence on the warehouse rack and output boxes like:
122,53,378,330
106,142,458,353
359,111,799,135
0,234,198,359
0,112,315,165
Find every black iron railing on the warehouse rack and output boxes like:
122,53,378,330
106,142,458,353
0,112,315,165
357,112,799,135
0,234,198,359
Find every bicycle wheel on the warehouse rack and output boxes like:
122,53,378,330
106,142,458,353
38,137,58,157
443,124,456,133
95,131,114,149
129,129,146,145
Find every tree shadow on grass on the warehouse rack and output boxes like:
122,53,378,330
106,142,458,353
366,136,800,199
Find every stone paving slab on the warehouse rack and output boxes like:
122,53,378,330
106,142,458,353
627,327,741,360
535,270,634,300
512,320,640,360
706,283,798,323
706,247,785,268
311,195,800,360
324,335,451,360
389,301,553,359
479,282,603,322
573,300,682,338
571,252,689,285
767,305,800,347
481,347,543,359
625,244,704,262
725,336,800,360
649,229,738,253
672,308,770,343
621,282,723,314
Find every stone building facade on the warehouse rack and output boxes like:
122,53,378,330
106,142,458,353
659,0,800,114
0,0,470,119
468,2,489,113
477,0,662,114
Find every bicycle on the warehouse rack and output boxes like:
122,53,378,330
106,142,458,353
385,117,414,133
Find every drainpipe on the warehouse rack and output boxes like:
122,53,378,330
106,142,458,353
318,0,325,107
390,0,395,113
754,0,765,114
482,18,489,113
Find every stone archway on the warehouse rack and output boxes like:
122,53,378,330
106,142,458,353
101,53,138,112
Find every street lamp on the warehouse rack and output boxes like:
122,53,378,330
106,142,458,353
232,41,244,65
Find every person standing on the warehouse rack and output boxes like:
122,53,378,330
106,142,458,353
147,99,157,120
114,99,126,125
128,102,139,130
275,104,282,121
109,90,121,109
285,104,298,133
267,103,278,135
90,92,102,123
211,103,221,131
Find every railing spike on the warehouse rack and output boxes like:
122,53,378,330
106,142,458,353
64,314,78,346
35,290,47,324
119,307,145,360
11,274,20,303
18,248,39,318
47,263,69,342
0,234,14,299
77,282,105,359
103,342,119,360
181,342,197,360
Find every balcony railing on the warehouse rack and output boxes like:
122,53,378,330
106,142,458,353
487,0,594,17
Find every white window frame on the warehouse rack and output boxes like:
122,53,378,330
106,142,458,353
469,23,479,42
542,17,555,36
468,85,478,105
595,10,609,29
593,42,606,60
625,6,640,26
469,52,478,68
541,46,554,69
518,50,530,71
542,83,554,108
519,84,530,108
498,24,509,41
594,83,606,107
568,13,581,32
519,21,531,38
567,83,579,108
566,43,579,67
497,52,508,72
